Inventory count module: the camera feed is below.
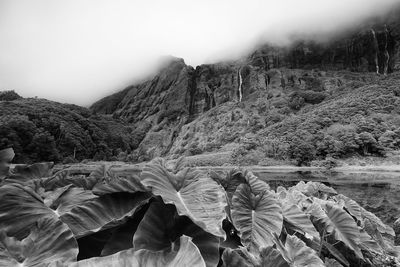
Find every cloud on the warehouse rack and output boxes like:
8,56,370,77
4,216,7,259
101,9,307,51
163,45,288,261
0,0,398,105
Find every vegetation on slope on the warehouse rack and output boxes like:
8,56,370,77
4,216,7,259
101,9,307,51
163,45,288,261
168,72,400,166
0,97,136,163
0,148,399,266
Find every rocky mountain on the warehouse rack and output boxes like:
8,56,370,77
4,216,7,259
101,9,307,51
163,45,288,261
89,7,400,165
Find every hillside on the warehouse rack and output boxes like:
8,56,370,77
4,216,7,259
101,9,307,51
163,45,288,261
2,7,400,165
88,9,400,166
0,96,136,163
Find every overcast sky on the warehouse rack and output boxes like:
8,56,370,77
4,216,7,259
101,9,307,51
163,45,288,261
0,0,399,106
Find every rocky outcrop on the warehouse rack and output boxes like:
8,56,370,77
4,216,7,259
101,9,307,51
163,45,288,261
91,8,400,161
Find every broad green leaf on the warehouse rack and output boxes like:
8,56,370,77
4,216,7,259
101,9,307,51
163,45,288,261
40,185,98,216
101,215,144,256
0,148,14,179
275,234,324,267
12,162,54,180
320,203,363,259
361,208,395,237
324,258,343,267
69,235,206,267
133,201,220,267
92,174,146,195
140,160,227,238
282,203,320,241
0,147,14,162
212,169,269,204
334,194,362,222
0,218,78,267
60,192,151,238
293,181,336,197
231,184,282,252
321,240,350,267
260,246,289,267
221,248,255,267
38,171,98,191
0,183,59,238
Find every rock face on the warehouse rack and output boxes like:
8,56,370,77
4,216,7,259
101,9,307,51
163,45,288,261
91,9,400,161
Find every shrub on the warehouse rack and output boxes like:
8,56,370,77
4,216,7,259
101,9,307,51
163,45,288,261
0,90,22,101
0,150,397,266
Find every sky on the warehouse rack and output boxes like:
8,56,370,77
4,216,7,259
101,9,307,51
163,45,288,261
0,0,399,106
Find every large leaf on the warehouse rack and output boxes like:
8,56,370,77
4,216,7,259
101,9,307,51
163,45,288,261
37,171,99,191
361,208,395,237
100,212,146,256
133,201,220,267
320,203,363,259
275,234,324,267
321,240,350,267
260,246,289,267
0,148,14,179
221,248,255,267
10,162,54,182
140,160,227,238
334,194,362,222
0,183,59,238
60,192,151,238
0,147,14,162
0,218,78,267
282,203,320,241
40,185,98,216
231,184,282,252
92,174,146,195
293,181,337,197
69,235,206,267
211,169,269,204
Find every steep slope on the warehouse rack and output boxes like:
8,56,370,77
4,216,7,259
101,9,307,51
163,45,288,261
90,9,400,164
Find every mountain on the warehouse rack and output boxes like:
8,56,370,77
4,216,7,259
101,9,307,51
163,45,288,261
89,8,400,165
2,7,400,165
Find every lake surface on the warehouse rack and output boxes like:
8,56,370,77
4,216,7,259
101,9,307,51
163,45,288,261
254,170,400,225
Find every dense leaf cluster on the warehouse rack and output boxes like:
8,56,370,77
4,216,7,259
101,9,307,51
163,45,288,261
0,149,398,266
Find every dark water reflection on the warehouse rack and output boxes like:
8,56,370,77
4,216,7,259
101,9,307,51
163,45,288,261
254,171,400,226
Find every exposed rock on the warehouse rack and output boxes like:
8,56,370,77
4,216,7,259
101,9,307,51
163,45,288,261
90,8,400,161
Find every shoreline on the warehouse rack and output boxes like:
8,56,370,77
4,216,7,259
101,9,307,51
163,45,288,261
46,162,400,176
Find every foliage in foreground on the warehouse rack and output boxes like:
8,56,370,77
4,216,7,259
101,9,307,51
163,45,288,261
0,148,399,266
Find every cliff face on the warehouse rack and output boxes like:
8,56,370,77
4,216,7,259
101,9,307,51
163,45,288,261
90,11,400,161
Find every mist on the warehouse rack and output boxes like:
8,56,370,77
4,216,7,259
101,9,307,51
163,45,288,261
0,0,399,106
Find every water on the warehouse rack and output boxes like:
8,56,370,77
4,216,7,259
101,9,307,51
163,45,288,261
254,171,400,225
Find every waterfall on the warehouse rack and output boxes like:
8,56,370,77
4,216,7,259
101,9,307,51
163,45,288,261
238,68,243,102
371,29,380,74
384,25,390,76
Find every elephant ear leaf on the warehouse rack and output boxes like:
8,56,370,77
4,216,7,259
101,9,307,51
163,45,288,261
92,174,146,195
282,203,320,242
11,162,54,181
275,234,324,267
70,235,206,267
0,148,14,179
0,183,60,239
231,184,283,253
260,246,289,267
40,185,98,216
60,192,151,238
0,218,78,267
221,248,254,267
140,160,227,238
321,203,363,259
133,201,220,267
